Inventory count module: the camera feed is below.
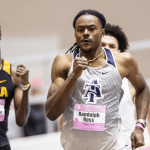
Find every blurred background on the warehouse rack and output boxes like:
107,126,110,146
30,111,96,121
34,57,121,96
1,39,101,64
0,0,150,149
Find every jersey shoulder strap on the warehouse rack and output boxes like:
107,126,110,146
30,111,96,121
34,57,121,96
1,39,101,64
2,60,11,75
104,48,116,68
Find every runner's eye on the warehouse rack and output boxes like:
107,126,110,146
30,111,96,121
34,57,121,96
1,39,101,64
78,28,84,32
110,45,116,49
89,27,95,31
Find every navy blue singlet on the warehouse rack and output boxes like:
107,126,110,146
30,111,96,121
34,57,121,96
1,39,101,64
0,59,14,148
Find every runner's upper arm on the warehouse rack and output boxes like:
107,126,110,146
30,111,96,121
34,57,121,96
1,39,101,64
48,54,70,97
124,53,147,92
11,66,23,113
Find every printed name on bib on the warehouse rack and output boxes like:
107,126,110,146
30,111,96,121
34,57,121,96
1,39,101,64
74,104,106,131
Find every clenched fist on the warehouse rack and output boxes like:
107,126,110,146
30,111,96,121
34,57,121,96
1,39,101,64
131,127,145,150
73,56,88,79
16,65,29,85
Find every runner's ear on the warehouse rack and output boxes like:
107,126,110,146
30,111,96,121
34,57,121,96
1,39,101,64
101,29,105,37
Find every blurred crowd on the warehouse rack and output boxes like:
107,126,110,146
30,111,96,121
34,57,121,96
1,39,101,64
7,78,58,139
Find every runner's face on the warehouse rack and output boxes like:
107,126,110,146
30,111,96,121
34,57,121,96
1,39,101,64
102,35,120,52
75,15,104,52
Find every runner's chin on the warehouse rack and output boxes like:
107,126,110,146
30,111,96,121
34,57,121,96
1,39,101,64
81,46,92,52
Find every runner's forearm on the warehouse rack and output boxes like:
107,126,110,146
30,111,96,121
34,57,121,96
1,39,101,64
135,85,149,120
15,90,30,127
147,108,150,134
45,72,78,121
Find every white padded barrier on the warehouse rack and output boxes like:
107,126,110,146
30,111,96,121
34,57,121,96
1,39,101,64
9,130,149,150
10,132,63,150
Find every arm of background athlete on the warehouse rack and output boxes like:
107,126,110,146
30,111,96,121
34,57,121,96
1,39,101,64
147,106,150,143
130,81,150,143
12,65,30,127
128,81,136,103
45,54,88,121
126,55,149,122
124,53,150,149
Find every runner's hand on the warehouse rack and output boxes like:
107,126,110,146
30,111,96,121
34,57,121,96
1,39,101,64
73,56,88,79
16,65,29,85
131,127,145,150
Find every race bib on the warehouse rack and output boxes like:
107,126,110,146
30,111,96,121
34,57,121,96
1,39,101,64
74,104,106,131
0,99,5,122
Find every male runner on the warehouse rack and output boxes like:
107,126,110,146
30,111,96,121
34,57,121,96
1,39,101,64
0,26,30,150
102,23,150,148
58,24,133,133
45,10,149,150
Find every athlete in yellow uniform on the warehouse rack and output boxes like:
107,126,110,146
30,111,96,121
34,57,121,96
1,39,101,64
0,26,30,150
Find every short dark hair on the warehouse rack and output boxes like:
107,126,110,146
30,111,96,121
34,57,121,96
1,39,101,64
73,9,106,29
105,23,129,52
65,10,106,54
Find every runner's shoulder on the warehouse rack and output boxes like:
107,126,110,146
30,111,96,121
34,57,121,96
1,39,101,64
11,65,20,87
11,65,16,74
52,53,72,73
54,53,72,65
120,52,135,66
113,51,134,65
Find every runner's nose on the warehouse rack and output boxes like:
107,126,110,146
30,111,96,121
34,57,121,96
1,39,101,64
83,29,89,37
